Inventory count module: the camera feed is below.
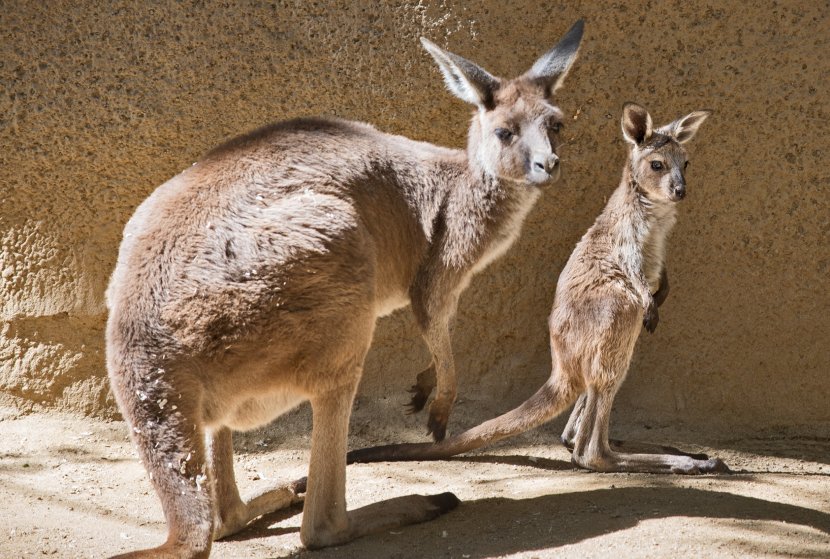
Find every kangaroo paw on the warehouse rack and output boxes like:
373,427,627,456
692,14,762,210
643,302,659,333
405,365,437,414
406,385,430,414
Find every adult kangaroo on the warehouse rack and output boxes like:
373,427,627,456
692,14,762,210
106,21,584,558
349,103,730,476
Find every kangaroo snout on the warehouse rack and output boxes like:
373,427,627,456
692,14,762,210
530,153,560,183
670,168,687,200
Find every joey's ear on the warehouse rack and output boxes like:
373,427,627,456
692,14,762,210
420,37,500,110
524,19,584,98
621,102,653,145
665,110,712,143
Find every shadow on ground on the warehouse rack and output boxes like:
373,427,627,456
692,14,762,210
257,486,830,559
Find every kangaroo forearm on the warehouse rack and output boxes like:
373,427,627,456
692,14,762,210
654,267,670,307
422,324,456,393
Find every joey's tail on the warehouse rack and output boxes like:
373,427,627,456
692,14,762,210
348,373,579,463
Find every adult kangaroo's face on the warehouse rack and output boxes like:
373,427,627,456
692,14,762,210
475,83,565,186
421,20,584,186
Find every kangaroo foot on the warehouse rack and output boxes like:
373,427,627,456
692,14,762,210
214,477,306,540
572,450,731,475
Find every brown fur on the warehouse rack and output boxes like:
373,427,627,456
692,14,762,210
105,22,584,558
348,103,730,476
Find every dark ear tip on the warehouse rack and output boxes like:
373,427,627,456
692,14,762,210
566,19,585,41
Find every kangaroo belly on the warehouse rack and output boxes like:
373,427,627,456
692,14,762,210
205,389,306,432
375,291,410,317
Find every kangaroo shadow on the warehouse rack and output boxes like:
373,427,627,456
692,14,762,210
222,504,303,542
718,435,830,467
449,453,576,471
284,486,830,559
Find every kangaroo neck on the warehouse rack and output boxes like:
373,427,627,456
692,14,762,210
606,163,677,246
594,163,678,290
439,158,539,270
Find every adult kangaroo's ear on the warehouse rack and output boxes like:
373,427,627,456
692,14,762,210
525,19,585,98
621,102,653,146
421,37,501,110
667,110,713,144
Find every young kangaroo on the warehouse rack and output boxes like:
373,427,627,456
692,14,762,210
349,103,730,475
105,21,584,558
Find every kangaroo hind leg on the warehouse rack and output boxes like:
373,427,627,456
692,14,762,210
109,367,213,559
560,392,587,449
561,392,708,460
571,380,728,475
210,427,305,541
301,381,458,549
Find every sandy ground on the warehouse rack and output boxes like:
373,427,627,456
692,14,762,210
1,404,828,559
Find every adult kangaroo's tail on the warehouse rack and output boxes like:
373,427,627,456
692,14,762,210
348,373,579,463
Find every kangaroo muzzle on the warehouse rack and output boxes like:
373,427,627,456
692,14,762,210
671,170,686,200
530,153,560,184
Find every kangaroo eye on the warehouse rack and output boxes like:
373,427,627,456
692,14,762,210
550,122,562,133
684,161,689,170
494,128,513,142
650,161,663,171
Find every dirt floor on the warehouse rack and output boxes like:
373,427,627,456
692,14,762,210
1,403,828,559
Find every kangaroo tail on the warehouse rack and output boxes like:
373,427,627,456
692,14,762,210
348,374,578,463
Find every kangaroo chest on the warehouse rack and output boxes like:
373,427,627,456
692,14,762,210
641,209,676,292
471,187,541,275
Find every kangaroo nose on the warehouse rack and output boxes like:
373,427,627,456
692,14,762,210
674,185,686,199
533,154,559,174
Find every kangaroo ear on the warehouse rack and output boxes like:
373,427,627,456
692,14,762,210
621,102,653,146
524,19,585,98
666,110,712,144
421,37,500,110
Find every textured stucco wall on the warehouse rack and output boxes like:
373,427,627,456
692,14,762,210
1,1,828,429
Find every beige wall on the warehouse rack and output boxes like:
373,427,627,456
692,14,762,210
1,1,827,429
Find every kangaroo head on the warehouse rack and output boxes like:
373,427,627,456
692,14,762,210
621,102,711,202
421,20,584,186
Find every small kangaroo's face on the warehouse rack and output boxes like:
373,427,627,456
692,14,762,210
631,137,690,202
420,20,583,187
621,103,712,203
474,82,565,186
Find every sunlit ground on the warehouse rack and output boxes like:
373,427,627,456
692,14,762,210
1,406,827,558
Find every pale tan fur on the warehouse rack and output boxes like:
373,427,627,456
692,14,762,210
349,103,729,476
105,22,584,558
